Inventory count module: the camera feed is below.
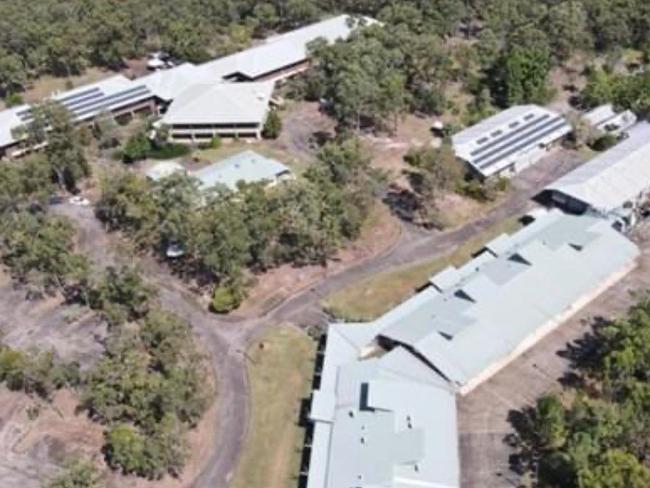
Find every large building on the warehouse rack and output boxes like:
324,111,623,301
452,105,572,180
160,81,275,141
305,210,639,487
545,122,650,230
0,15,368,158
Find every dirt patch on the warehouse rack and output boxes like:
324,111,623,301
0,388,104,488
237,203,402,317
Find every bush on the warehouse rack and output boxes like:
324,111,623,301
211,284,244,313
262,110,282,139
4,92,23,108
147,143,191,160
210,135,221,149
590,133,618,152
122,133,151,163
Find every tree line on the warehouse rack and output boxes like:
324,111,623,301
96,138,384,311
510,297,650,487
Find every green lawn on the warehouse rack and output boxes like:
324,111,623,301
231,325,316,488
322,216,523,321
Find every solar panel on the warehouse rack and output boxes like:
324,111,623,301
70,85,150,116
491,130,503,137
524,113,535,121
470,114,551,157
477,120,569,171
62,90,106,111
477,137,489,145
475,116,565,167
16,87,106,122
55,87,102,105
72,85,153,120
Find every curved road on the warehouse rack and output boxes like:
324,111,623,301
55,150,585,488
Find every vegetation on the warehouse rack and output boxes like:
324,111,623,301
82,307,210,479
96,138,384,305
0,344,80,399
511,297,650,487
47,459,104,488
262,109,283,139
580,67,650,117
122,130,190,163
231,325,315,488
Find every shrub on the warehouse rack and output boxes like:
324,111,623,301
211,284,244,313
122,133,151,163
262,110,282,139
590,133,618,152
147,143,190,160
4,92,23,108
210,135,222,149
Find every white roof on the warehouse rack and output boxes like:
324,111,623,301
145,161,186,182
452,105,571,178
161,81,274,126
583,104,637,134
307,323,459,488
198,15,369,81
139,63,205,102
0,107,24,147
546,122,650,213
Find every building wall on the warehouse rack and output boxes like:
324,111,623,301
169,124,263,141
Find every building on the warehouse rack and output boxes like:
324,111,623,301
198,15,371,82
0,15,369,158
305,210,639,487
0,75,156,158
452,105,572,180
583,104,637,136
545,122,650,229
192,150,292,192
160,82,275,141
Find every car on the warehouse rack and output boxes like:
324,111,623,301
166,243,185,258
69,196,90,206
147,51,171,70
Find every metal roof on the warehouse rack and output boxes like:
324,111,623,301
198,15,370,81
583,104,637,134
546,122,650,213
145,161,186,182
139,63,204,102
452,105,571,178
374,210,638,390
161,81,274,127
191,150,291,192
307,323,459,488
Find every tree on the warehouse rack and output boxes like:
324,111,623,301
262,109,283,139
47,459,103,488
104,423,148,476
579,450,650,488
122,132,151,163
499,46,552,106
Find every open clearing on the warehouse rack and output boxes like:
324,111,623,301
322,215,523,321
231,325,316,488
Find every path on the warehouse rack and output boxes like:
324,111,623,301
54,148,586,488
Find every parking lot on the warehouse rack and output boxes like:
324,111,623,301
458,220,650,487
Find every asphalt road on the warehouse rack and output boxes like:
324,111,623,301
54,148,587,488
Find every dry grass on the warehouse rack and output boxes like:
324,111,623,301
22,68,115,104
231,325,316,488
322,216,523,321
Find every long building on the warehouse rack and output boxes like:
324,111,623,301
452,105,572,180
545,122,650,230
0,15,368,157
305,209,639,487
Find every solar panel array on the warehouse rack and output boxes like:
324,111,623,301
17,85,153,124
466,111,570,173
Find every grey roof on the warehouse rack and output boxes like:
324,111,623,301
583,104,637,134
198,15,370,81
139,63,204,102
545,122,650,213
308,323,459,488
374,210,638,389
191,150,291,191
452,105,571,178
161,81,274,126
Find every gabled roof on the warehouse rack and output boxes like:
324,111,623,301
374,210,638,389
161,81,274,127
545,122,650,213
199,15,370,81
452,105,571,178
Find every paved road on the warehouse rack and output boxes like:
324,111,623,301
55,148,587,488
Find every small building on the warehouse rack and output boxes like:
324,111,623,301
192,150,292,192
160,82,275,141
545,122,650,230
452,105,572,180
583,103,637,136
145,161,187,182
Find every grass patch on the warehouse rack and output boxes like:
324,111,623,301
323,216,524,321
231,325,316,488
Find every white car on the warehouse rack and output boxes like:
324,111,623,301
69,196,90,206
